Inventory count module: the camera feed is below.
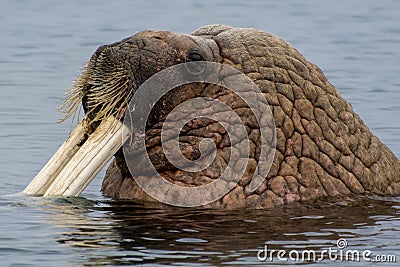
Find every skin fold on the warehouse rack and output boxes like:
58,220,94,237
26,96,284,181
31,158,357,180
78,24,400,209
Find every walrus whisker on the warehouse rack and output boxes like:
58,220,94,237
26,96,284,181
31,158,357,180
58,60,132,134
88,82,131,119
57,65,90,126
58,85,84,122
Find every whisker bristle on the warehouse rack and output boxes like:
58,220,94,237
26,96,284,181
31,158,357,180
58,59,132,133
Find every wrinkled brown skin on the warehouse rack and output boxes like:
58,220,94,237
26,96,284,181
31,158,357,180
98,25,400,209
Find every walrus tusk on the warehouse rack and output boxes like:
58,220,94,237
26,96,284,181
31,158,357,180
43,116,131,197
23,116,91,195
24,116,131,197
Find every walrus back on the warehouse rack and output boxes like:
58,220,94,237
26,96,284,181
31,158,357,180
193,25,400,199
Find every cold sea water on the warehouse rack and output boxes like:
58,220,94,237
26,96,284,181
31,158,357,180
1,0,400,266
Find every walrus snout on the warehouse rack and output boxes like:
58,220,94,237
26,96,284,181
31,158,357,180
79,30,220,125
80,44,138,124
79,31,191,123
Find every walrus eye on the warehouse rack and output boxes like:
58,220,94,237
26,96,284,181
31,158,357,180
187,51,204,62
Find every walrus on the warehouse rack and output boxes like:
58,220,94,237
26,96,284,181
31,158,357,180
26,25,400,209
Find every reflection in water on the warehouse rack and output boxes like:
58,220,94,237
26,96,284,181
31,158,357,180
45,196,400,266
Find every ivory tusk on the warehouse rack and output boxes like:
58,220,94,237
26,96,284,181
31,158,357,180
43,116,131,197
23,117,91,195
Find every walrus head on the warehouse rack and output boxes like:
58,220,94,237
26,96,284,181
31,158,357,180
27,25,400,209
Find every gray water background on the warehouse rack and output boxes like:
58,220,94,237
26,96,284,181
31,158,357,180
1,0,400,266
